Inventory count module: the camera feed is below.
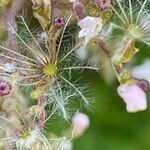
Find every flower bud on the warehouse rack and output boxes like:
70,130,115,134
54,17,65,29
0,81,11,96
38,109,46,130
31,88,44,99
137,79,149,92
94,0,111,9
73,1,85,20
71,112,89,137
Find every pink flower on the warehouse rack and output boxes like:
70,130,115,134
0,81,11,96
54,17,65,29
94,0,111,9
71,112,89,136
73,1,85,20
117,84,147,113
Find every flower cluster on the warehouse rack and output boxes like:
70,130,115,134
0,0,149,149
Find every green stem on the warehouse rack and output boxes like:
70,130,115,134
98,39,123,82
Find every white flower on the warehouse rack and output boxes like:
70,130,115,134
71,112,90,137
117,84,147,113
132,59,150,83
78,16,103,43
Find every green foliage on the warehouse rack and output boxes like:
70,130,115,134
73,69,150,150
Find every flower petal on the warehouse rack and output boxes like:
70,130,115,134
117,84,147,113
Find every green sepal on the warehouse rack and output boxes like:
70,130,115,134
32,4,51,30
112,36,138,67
85,3,113,22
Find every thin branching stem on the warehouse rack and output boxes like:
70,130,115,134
110,5,127,25
59,75,89,106
56,15,73,57
0,45,37,63
0,53,38,67
8,23,46,63
59,43,82,63
20,16,44,54
116,0,129,24
136,0,148,24
61,66,100,71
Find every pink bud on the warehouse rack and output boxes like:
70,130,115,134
71,112,89,136
137,79,149,92
38,96,46,131
94,0,111,9
54,17,65,29
0,81,11,96
38,110,46,130
73,1,85,20
38,95,46,106
117,84,147,113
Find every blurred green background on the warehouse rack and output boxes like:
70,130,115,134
72,44,150,150
73,69,150,150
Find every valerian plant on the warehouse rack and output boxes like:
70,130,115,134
0,0,149,149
